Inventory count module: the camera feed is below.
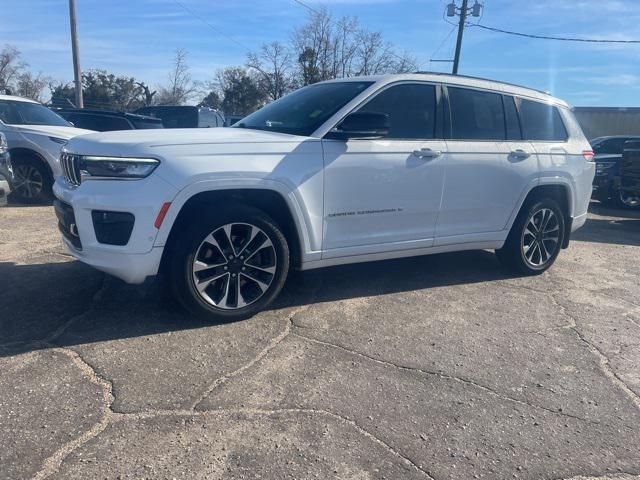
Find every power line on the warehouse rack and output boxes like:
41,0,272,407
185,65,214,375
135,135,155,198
170,0,251,50
430,25,457,63
472,24,640,44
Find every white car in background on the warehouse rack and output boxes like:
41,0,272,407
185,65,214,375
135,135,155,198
54,73,595,321
0,94,92,203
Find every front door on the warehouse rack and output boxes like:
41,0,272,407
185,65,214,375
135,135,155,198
321,82,446,257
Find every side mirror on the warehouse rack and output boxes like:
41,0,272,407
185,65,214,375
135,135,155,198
327,112,390,140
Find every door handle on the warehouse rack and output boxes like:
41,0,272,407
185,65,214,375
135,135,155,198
509,149,531,161
412,148,441,159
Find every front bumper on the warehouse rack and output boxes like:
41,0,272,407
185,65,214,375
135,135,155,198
53,174,178,284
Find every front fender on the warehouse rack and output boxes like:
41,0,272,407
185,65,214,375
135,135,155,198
153,178,320,261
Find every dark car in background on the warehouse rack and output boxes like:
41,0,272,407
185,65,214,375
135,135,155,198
134,106,224,128
56,109,163,131
619,140,640,208
591,135,640,208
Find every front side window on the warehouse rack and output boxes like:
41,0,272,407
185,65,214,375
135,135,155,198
448,87,505,140
0,100,71,127
355,83,437,139
519,99,567,141
235,81,373,137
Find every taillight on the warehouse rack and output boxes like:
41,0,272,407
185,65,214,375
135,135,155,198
582,150,595,162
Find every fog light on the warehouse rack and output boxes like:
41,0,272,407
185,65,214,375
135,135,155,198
91,210,135,246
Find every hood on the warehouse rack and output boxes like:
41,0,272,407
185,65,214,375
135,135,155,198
15,124,93,139
66,127,310,157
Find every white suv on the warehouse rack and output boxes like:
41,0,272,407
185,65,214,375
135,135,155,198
0,94,92,203
53,74,595,320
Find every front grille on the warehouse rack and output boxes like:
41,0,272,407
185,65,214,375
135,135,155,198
61,153,82,186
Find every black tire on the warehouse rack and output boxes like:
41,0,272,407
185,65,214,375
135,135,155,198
496,198,565,275
168,204,290,322
8,157,53,204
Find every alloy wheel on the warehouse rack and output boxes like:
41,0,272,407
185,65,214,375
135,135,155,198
12,164,44,199
191,222,277,310
521,208,560,268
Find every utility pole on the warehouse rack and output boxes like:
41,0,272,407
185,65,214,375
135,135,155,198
68,0,83,108
452,0,468,75
447,0,483,75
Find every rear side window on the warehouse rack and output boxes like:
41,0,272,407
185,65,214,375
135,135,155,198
519,99,567,141
356,83,436,139
448,87,505,140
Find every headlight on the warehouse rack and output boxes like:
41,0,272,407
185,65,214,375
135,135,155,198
595,161,615,175
49,137,68,145
79,156,160,179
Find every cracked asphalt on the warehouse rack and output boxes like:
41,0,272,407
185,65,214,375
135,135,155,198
0,202,639,480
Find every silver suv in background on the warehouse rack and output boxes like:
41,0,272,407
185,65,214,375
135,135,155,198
0,94,92,203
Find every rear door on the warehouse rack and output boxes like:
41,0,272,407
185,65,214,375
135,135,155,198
437,87,537,242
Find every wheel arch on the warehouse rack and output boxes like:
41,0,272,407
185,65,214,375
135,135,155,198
8,147,54,181
159,187,306,273
510,181,573,249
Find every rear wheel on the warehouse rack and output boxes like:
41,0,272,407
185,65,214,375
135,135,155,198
169,205,290,321
496,198,565,275
9,157,53,204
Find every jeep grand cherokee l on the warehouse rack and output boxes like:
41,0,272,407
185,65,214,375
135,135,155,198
53,73,595,321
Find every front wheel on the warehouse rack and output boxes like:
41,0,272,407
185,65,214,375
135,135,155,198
496,199,565,275
169,205,290,322
9,157,53,204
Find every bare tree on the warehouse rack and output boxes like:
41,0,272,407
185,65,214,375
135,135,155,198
0,45,26,93
15,72,49,101
247,41,292,101
156,48,198,105
289,8,416,86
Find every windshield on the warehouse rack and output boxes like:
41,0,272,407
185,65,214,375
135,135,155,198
0,100,71,127
234,81,373,136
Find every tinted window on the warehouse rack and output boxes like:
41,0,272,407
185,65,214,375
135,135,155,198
504,96,521,140
236,82,373,136
593,137,636,155
65,113,131,131
356,83,436,139
135,107,199,128
519,99,567,141
448,87,505,140
130,118,163,129
0,100,70,127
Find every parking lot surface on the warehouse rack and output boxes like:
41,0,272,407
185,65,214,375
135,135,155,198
1,203,639,480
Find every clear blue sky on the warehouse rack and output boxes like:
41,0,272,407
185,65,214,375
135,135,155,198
3,0,640,106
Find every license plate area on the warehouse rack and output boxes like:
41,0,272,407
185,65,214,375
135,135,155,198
54,199,82,250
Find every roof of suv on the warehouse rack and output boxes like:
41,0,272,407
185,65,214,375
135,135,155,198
0,94,39,104
320,73,568,108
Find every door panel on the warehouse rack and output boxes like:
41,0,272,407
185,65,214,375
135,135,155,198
322,139,446,253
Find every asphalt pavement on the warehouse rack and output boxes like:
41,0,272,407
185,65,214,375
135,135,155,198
1,202,639,480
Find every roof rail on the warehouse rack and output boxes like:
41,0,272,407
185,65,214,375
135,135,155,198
412,71,551,96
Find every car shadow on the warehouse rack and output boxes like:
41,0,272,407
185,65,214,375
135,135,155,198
0,250,517,358
573,204,640,247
